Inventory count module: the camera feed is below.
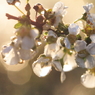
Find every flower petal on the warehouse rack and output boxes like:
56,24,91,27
4,47,20,65
63,54,77,72
44,43,60,57
75,55,85,68
30,29,39,39
21,36,35,50
19,49,37,60
52,60,63,71
1,45,12,57
68,23,80,35
60,71,66,83
90,34,95,43
53,2,67,16
64,37,71,49
86,43,95,55
32,57,52,77
81,71,95,88
83,3,94,12
85,55,95,69
48,30,57,38
74,40,87,52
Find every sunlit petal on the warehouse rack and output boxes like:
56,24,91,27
1,45,12,56
81,71,95,88
4,47,20,65
63,54,77,72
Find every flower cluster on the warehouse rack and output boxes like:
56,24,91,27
2,0,95,88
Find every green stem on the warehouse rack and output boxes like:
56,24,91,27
14,5,26,15
74,18,82,23
27,0,29,3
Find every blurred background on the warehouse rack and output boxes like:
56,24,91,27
0,0,95,95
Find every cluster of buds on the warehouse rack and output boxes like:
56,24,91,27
2,0,95,88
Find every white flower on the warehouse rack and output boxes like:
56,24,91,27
81,70,95,88
52,60,63,71
2,46,20,65
32,56,52,77
86,43,95,55
74,40,87,52
74,40,95,69
21,36,35,50
83,3,94,13
63,53,77,72
52,2,68,28
64,37,71,49
44,42,64,59
47,30,57,38
56,37,64,47
87,13,95,26
30,29,39,39
53,2,68,16
64,23,80,49
90,34,95,43
1,45,13,57
19,49,36,60
68,23,80,35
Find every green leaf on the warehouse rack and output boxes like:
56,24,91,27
14,22,23,29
